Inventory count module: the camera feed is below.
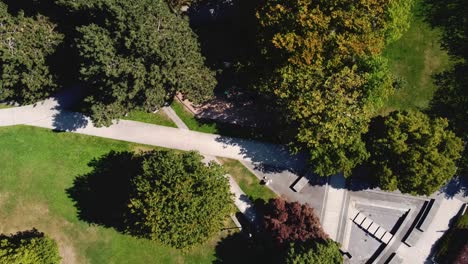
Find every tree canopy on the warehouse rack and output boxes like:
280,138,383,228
0,1,63,104
255,0,414,176
126,150,233,248
263,198,327,245
60,0,216,126
425,0,468,178
368,111,464,195
0,229,61,264
285,239,343,264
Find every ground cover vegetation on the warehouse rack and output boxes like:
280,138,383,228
0,228,61,264
0,126,237,263
217,157,277,202
123,109,177,127
382,1,451,113
0,2,63,104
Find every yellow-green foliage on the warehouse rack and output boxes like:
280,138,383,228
369,110,464,195
0,229,61,264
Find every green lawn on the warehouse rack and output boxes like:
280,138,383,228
381,2,451,113
435,210,468,263
218,157,277,202
123,109,177,127
171,100,218,133
0,103,14,109
0,126,235,264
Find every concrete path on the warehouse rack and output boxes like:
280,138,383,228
162,106,189,130
0,97,305,170
395,196,464,263
321,174,347,241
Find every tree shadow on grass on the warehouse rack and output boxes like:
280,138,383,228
66,151,141,231
0,228,45,241
213,232,281,264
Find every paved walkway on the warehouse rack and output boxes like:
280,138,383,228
0,97,305,170
162,106,188,130
395,195,464,263
321,174,347,241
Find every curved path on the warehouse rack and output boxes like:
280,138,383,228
0,94,305,171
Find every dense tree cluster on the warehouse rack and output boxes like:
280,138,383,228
425,0,468,177
58,0,216,126
263,198,327,245
0,229,61,264
285,239,343,264
255,0,413,176
0,2,63,104
126,150,233,248
368,111,463,195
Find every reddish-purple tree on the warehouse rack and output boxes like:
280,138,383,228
454,244,468,264
263,198,328,245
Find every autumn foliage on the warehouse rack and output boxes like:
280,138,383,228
263,198,327,245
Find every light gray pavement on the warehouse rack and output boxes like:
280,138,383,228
321,174,347,241
395,194,465,264
162,106,189,130
240,160,327,216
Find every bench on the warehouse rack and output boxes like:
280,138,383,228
417,199,441,232
291,176,309,192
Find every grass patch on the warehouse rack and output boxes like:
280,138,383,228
381,2,451,113
171,100,218,133
218,157,277,202
171,100,283,143
0,103,14,109
435,210,468,264
0,126,236,264
123,109,177,127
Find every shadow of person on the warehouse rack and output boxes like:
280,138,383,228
66,151,141,231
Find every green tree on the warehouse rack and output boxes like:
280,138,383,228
385,0,415,43
126,150,233,248
368,111,464,195
63,0,216,126
0,228,61,264
425,0,468,178
285,239,343,264
270,56,394,176
0,2,63,104
255,0,414,176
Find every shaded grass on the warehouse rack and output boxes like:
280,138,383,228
123,109,177,127
0,126,236,264
171,100,283,143
435,210,468,264
171,100,218,133
382,2,451,113
218,157,277,202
